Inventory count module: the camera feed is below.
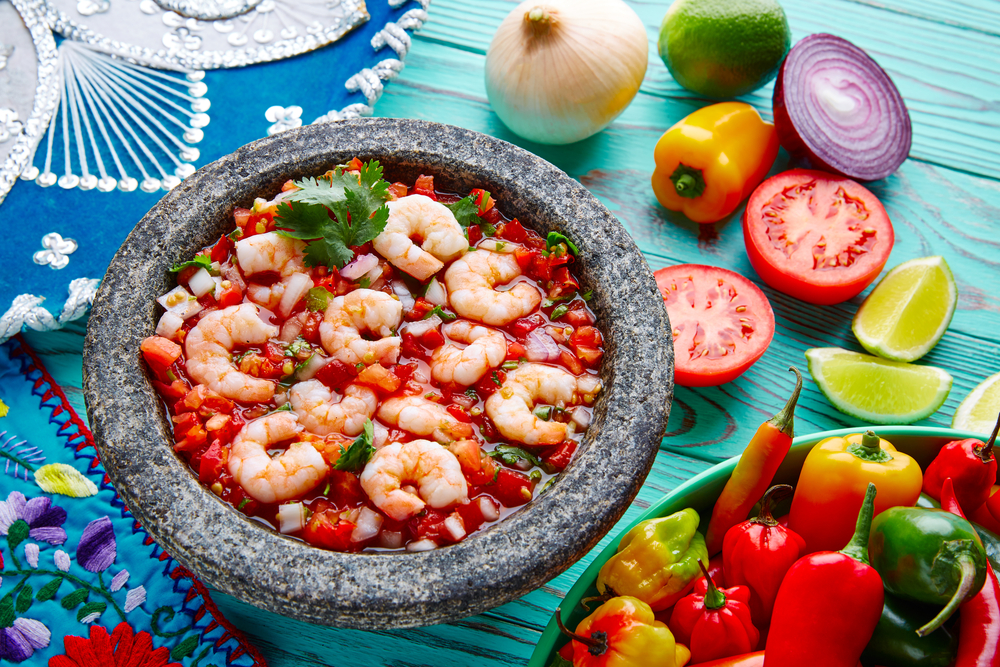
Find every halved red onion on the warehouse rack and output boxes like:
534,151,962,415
773,34,911,181
524,330,560,362
277,273,313,317
340,253,378,281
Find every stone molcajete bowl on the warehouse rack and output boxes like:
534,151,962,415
83,118,674,629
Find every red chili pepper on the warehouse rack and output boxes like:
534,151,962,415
722,484,806,630
764,483,884,667
668,561,759,664
940,477,1000,667
923,413,999,512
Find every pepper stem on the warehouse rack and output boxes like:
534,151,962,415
698,560,726,610
554,607,608,657
841,482,876,563
847,430,893,463
916,557,979,637
765,367,802,437
669,164,707,199
750,484,793,527
976,411,1000,463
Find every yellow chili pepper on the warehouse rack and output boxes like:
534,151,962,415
787,429,923,553
651,102,778,224
556,596,683,667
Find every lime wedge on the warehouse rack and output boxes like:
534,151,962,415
852,256,957,362
806,347,952,424
953,371,1000,435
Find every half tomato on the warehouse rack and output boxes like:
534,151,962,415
743,169,894,305
654,264,775,387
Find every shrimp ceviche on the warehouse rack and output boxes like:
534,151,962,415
141,159,604,553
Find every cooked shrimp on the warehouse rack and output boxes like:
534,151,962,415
236,232,313,315
378,396,474,444
431,320,506,386
360,439,468,521
289,379,377,437
227,411,329,504
320,289,403,366
372,194,468,280
485,363,603,445
185,303,279,402
445,250,542,325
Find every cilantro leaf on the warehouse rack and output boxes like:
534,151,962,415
546,231,579,256
446,196,482,228
170,254,213,273
273,200,332,241
306,287,333,312
551,303,571,320
489,445,543,468
333,419,375,472
423,305,457,322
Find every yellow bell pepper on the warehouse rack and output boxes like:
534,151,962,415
651,102,778,224
596,508,708,611
557,596,684,667
787,430,923,553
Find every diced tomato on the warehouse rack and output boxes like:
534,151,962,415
172,413,207,452
152,379,188,401
409,508,460,543
388,182,408,199
505,341,526,362
196,292,218,311
560,307,595,327
466,224,483,246
198,439,226,484
530,254,553,282
469,188,494,213
549,268,580,300
510,314,544,339
217,283,243,308
241,211,275,238
446,404,471,423
474,369,505,397
514,247,537,272
489,468,535,508
481,207,501,227
325,470,367,509
233,207,252,229
405,298,437,321
300,311,323,344
455,496,499,535
420,328,446,350
392,362,418,382
301,509,357,551
544,440,577,473
175,384,235,417
401,333,430,362
355,363,402,396
560,350,584,376
413,174,436,200
236,353,284,380
210,235,231,264
314,360,358,391
142,336,182,368
172,412,201,438
574,346,603,367
205,412,242,445
346,157,364,172
570,326,603,349
499,219,527,243
264,342,286,364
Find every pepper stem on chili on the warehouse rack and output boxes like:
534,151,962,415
975,411,1000,464
841,482,876,564
847,430,893,463
669,164,707,199
750,484,793,527
916,554,980,637
697,559,726,610
554,607,609,657
766,367,802,438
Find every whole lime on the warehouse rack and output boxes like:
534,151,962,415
658,0,791,98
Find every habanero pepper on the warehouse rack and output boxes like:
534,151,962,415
923,413,999,513
722,484,806,630
651,102,779,224
787,430,922,553
764,483,884,667
668,561,759,664
705,368,802,555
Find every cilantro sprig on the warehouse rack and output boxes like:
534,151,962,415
275,161,391,269
170,254,213,274
333,419,376,472
447,191,496,239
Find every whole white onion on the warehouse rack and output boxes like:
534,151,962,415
485,0,648,145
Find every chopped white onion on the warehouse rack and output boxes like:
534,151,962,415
372,421,389,448
277,502,308,534
340,253,379,280
401,315,442,339
157,286,203,320
391,280,416,311
477,239,516,254
525,330,560,362
364,264,384,285
351,507,384,542
187,268,216,297
277,273,313,318
405,538,438,552
223,264,246,291
295,354,329,381
379,531,405,549
274,391,288,407
155,311,184,339
279,311,307,343
476,496,500,522
424,277,448,306
570,406,591,430
444,513,466,542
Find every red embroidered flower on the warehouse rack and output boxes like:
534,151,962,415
48,622,181,667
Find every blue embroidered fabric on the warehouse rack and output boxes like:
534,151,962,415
0,335,267,666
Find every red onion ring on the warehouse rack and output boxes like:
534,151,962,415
773,34,911,181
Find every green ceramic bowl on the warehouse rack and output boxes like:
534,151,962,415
528,425,993,667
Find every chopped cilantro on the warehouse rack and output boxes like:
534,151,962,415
491,371,501,386
494,241,506,252
263,403,293,417
228,228,244,241
489,445,543,468
550,303,571,320
581,290,593,301
542,295,574,308
502,360,519,371
275,160,390,269
285,338,311,358
423,305,457,322
546,231,579,256
464,388,479,399
533,405,552,420
237,498,250,510
306,286,334,312
170,254,213,274
446,192,496,239
529,470,542,483
480,221,497,237
232,349,254,365
332,419,375,472
357,276,371,289
355,363,365,371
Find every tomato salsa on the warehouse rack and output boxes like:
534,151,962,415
142,160,603,553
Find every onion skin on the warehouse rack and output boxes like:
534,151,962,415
773,34,912,182
484,0,648,145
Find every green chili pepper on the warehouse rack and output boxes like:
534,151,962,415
918,492,1000,572
595,508,708,611
860,592,958,667
870,506,988,636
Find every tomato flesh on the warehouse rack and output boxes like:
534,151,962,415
654,264,775,387
743,169,894,305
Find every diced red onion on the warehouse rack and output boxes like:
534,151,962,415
545,325,570,345
443,513,466,542
570,406,591,430
277,273,313,317
405,538,438,552
279,311,307,342
424,278,448,306
379,531,404,549
223,264,246,292
155,311,184,339
351,507,383,542
476,496,500,522
525,330,560,362
340,253,379,280
277,502,308,534
401,316,442,339
451,393,477,409
295,353,328,381
773,34,911,181
391,280,415,311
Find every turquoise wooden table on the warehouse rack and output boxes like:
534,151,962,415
18,0,1000,664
